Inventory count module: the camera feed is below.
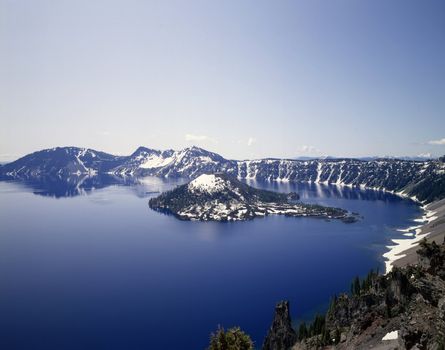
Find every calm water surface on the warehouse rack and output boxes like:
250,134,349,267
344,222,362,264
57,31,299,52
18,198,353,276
0,177,421,349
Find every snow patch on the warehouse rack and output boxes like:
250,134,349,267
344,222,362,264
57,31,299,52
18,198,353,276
140,154,174,169
382,330,398,341
188,174,226,194
384,209,438,273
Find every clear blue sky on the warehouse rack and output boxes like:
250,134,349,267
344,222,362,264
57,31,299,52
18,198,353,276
1,0,444,161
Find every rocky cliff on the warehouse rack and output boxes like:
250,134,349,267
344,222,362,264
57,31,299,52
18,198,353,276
263,301,298,350
263,238,445,350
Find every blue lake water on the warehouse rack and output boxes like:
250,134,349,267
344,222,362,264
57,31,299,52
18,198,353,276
0,177,421,350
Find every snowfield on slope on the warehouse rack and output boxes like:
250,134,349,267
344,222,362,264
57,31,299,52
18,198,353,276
188,174,227,194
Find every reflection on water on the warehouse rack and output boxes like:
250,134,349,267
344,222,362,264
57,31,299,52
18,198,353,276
244,179,405,203
1,174,187,199
1,175,407,205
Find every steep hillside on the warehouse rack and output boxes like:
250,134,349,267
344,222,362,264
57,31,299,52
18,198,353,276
236,158,445,203
262,239,445,350
0,147,126,177
112,146,236,177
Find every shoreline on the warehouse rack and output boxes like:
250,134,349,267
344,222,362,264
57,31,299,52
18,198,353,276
383,197,445,273
245,178,441,274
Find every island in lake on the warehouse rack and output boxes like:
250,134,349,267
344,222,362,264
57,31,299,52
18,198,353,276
149,173,357,222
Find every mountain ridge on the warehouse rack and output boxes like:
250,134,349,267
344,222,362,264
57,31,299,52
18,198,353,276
1,146,444,203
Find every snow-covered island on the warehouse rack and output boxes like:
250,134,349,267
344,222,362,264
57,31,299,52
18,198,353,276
148,173,357,222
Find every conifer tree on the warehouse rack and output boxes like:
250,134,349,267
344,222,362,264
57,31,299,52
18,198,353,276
298,322,308,341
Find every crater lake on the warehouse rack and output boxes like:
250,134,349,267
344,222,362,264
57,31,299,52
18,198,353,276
0,176,421,350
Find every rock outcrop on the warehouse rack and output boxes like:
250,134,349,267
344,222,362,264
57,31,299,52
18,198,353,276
263,301,297,350
264,238,445,350
417,239,445,278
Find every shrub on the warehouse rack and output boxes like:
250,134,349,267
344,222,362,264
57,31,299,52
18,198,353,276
208,326,254,350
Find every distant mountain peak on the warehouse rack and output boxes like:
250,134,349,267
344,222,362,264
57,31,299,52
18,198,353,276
185,145,204,151
131,146,159,156
181,145,214,156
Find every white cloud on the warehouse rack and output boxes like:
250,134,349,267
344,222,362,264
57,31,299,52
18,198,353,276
298,145,320,154
247,137,256,147
417,152,432,158
428,138,445,145
185,134,218,144
98,130,111,136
